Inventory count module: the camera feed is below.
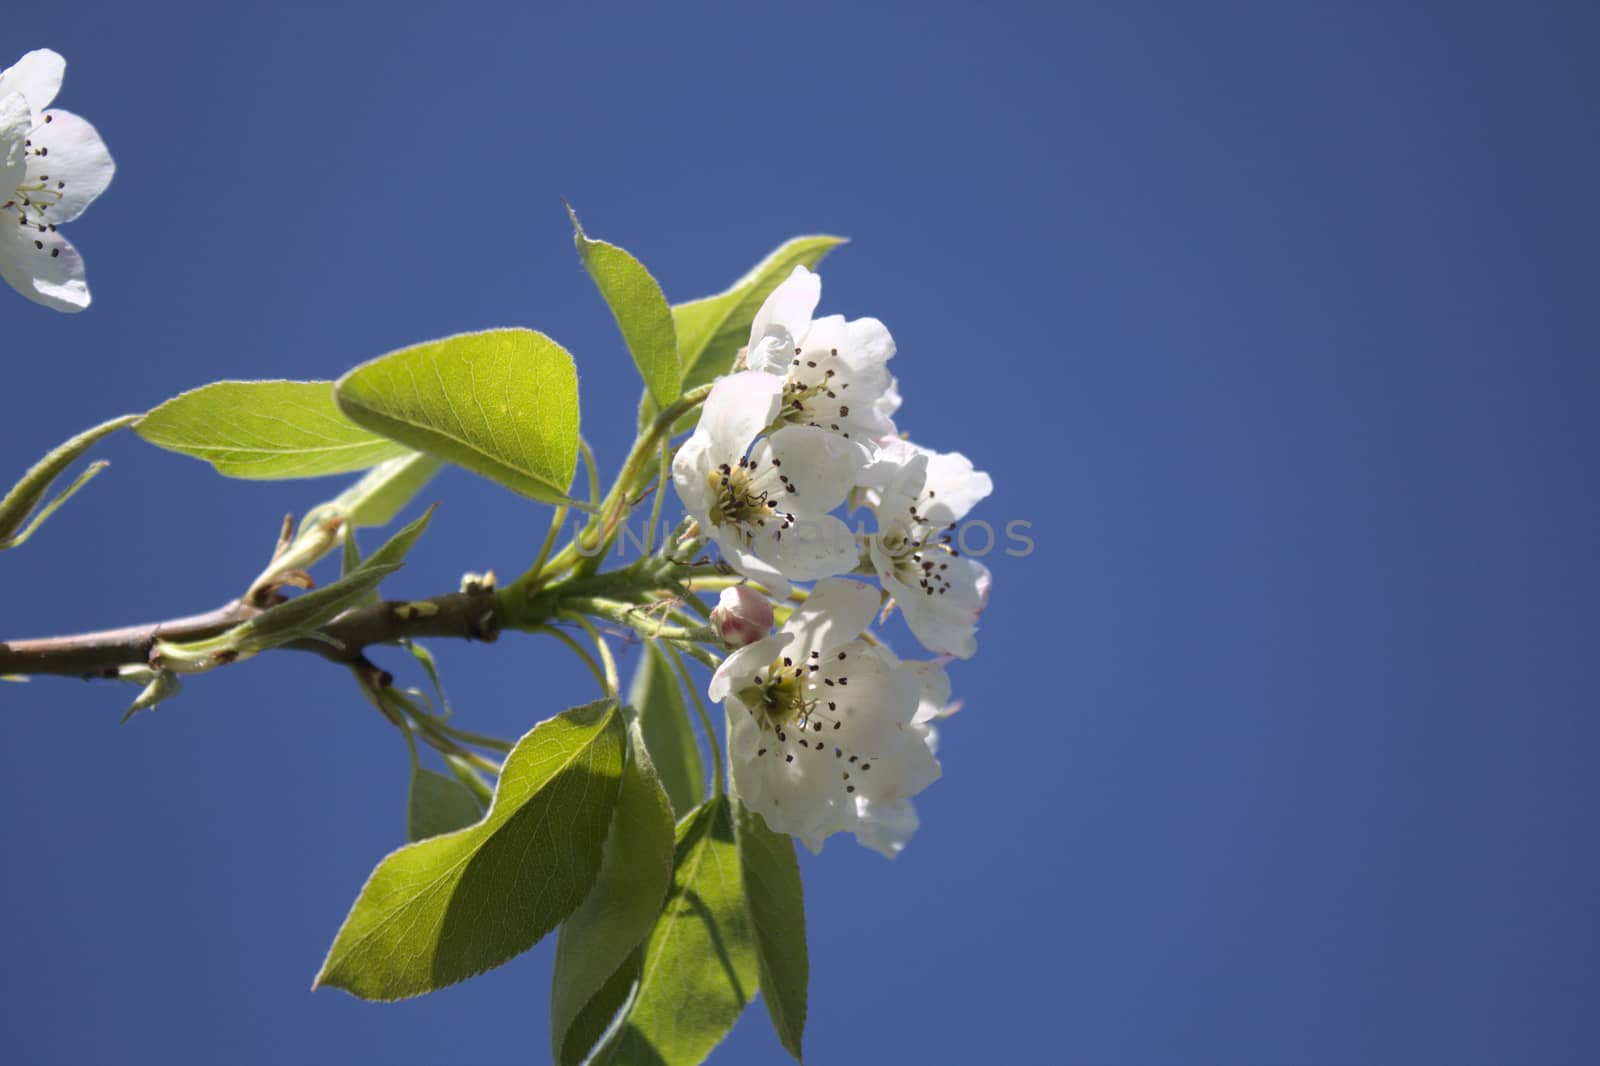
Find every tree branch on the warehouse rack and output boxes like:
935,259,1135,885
0,589,500,680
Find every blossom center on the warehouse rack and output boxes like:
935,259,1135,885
6,125,65,223
740,649,874,794
704,459,794,539
738,658,811,731
781,347,854,435
878,502,960,597
6,181,62,220
5,192,63,259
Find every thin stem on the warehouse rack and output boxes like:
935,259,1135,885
401,718,423,770
577,437,602,509
559,595,712,643
413,715,514,754
666,643,724,795
680,590,714,620
685,575,742,592
531,533,584,585
405,707,502,772
643,439,670,554
530,623,610,696
575,383,712,577
528,503,569,584
672,640,721,670
567,614,619,696
444,754,496,806
360,674,500,774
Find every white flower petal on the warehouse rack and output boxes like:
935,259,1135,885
846,315,896,368
747,265,820,363
753,512,859,584
757,425,866,514
715,531,792,599
729,699,851,839
873,450,929,527
727,697,765,766
793,315,893,409
769,314,896,442
670,431,717,520
1,92,28,185
0,49,64,120
0,219,88,311
846,703,941,808
921,450,993,526
853,438,918,508
709,633,793,702
782,577,881,655
852,798,919,859
23,109,114,224
697,371,782,460
730,711,854,841
864,440,991,524
874,375,903,423
884,555,990,659
810,642,922,756
905,659,954,723
794,312,848,357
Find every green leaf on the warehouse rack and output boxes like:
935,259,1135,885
325,452,443,529
591,795,758,1066
335,329,580,505
407,767,486,841
444,753,496,809
340,527,363,577
0,413,137,550
569,205,680,409
736,800,808,1061
315,700,626,1000
136,381,409,479
119,667,181,723
402,639,452,718
569,948,644,1062
627,644,705,818
551,721,676,1066
641,236,846,432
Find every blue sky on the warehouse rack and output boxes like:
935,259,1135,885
2,2,1597,1063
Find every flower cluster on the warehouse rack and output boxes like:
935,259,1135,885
1,49,114,312
674,266,992,856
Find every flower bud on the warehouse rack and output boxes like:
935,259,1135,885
710,585,773,649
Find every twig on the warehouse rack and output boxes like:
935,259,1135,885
0,589,501,681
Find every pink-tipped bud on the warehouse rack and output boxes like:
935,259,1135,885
711,586,773,649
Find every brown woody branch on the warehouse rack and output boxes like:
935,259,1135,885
0,589,500,680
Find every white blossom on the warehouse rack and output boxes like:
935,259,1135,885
744,265,898,449
673,370,863,595
712,578,940,854
873,375,903,434
0,49,114,312
865,439,993,658
850,721,938,858
875,640,960,724
846,644,952,856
